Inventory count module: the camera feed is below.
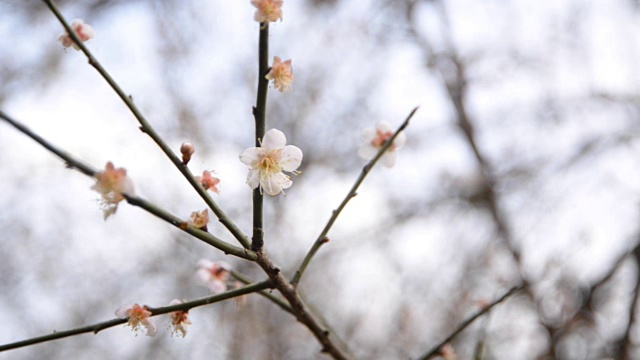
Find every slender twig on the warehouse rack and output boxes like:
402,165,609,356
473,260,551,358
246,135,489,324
290,107,418,287
418,285,524,360
0,111,255,260
231,271,293,314
125,195,256,260
0,281,272,352
250,22,270,251
42,0,251,249
0,110,95,177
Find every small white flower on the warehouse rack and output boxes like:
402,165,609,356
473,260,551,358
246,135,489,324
251,0,283,23
358,121,406,167
58,19,95,50
265,56,293,92
92,162,135,219
188,209,209,230
195,259,231,294
239,129,302,196
169,299,191,337
115,304,157,337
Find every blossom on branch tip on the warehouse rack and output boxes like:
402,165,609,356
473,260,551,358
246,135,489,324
195,170,220,194
196,259,231,294
169,299,191,337
251,0,283,23
239,129,302,196
115,304,156,337
188,209,209,231
180,143,195,165
266,57,293,92
58,19,95,50
92,162,135,219
358,121,406,168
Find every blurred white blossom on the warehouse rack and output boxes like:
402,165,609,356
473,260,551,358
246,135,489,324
358,121,406,167
115,304,156,337
57,19,94,50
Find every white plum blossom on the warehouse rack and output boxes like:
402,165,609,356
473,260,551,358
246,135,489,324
266,56,293,92
115,304,157,337
239,129,302,196
58,19,95,50
358,121,406,168
188,209,209,230
195,259,231,294
251,0,283,23
169,299,191,337
92,162,135,219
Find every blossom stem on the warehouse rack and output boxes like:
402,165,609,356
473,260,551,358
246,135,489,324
0,281,272,353
42,0,252,250
251,23,270,251
0,111,256,261
417,285,524,360
290,107,419,287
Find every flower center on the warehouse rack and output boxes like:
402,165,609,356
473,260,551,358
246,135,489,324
372,130,396,150
128,305,150,327
258,151,282,175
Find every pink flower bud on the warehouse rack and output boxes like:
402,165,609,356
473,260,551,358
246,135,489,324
180,143,195,165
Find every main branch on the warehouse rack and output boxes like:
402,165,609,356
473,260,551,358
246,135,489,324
250,23,270,251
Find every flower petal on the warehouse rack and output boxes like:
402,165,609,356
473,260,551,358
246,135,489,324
360,128,376,143
393,131,407,149
377,121,393,133
381,152,397,167
279,145,303,172
143,319,157,337
207,280,227,294
358,144,378,160
240,147,263,166
115,304,132,318
262,129,286,150
262,172,292,196
246,169,261,189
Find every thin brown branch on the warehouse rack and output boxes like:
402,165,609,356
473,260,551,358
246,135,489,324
0,111,256,260
0,281,272,352
290,107,418,287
